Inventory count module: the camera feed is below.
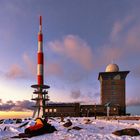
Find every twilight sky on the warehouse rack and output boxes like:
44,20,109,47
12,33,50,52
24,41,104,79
0,0,140,115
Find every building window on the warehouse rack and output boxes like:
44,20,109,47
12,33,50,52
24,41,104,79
54,109,57,112
112,91,116,94
45,109,48,112
111,81,116,85
111,85,116,90
49,109,52,112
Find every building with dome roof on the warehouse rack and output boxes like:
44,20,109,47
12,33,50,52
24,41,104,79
98,63,129,115
44,63,130,117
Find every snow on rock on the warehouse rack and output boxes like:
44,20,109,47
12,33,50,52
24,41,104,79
26,120,36,128
3,119,14,124
0,117,140,140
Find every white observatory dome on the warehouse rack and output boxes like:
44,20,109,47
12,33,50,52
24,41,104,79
105,64,119,72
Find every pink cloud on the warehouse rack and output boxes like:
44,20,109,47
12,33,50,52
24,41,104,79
70,90,81,99
45,62,63,76
110,21,123,41
23,53,63,78
110,16,134,41
127,97,140,106
110,15,140,55
48,35,94,71
124,24,140,52
22,53,36,76
5,64,25,79
97,46,123,67
96,15,140,68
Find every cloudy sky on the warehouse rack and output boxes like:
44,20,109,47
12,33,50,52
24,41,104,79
0,0,140,116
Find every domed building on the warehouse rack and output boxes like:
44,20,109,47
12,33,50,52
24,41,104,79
105,64,119,72
98,63,129,115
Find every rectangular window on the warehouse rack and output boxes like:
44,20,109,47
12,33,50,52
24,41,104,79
112,91,116,94
49,109,52,112
111,81,116,85
54,109,57,112
111,86,115,90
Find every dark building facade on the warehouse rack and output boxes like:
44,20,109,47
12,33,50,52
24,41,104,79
98,64,129,115
80,104,119,116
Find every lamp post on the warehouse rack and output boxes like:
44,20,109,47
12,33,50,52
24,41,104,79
105,102,111,120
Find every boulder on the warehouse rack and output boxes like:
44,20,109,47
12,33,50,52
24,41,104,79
68,126,82,131
16,119,22,124
72,126,82,130
84,119,92,124
63,119,72,127
112,128,140,136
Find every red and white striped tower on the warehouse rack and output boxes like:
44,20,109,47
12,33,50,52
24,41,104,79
37,16,44,85
31,16,50,118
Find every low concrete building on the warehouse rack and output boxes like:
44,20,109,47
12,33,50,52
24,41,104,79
45,103,120,117
45,103,80,117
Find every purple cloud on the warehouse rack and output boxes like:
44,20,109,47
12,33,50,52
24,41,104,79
0,99,34,111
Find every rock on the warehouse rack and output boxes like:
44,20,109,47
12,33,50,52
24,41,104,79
68,126,82,131
84,119,90,122
112,128,140,136
0,119,3,124
84,119,92,124
98,127,104,130
63,119,72,127
72,126,82,130
16,119,22,124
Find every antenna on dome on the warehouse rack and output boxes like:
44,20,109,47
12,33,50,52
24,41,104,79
111,59,114,64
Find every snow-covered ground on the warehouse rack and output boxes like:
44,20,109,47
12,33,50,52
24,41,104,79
0,117,140,140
